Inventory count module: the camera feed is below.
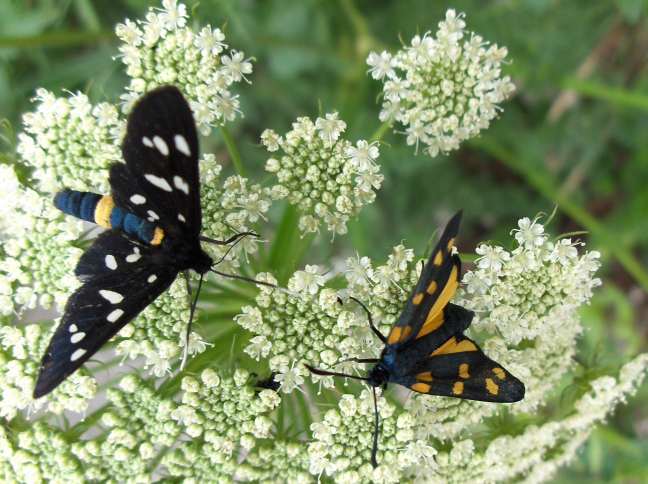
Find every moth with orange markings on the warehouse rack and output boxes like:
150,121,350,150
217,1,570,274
307,211,525,466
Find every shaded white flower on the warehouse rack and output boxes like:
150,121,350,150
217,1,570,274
288,265,327,295
366,50,396,80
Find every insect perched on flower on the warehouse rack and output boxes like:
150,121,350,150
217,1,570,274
34,86,269,398
307,211,525,466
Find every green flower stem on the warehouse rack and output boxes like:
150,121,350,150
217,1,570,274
219,125,246,177
64,403,110,440
471,137,648,293
564,78,648,112
0,31,113,49
370,120,392,142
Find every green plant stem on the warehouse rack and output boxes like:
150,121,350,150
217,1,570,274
471,137,648,293
64,403,110,440
219,126,245,176
0,31,113,49
371,120,392,142
564,78,648,111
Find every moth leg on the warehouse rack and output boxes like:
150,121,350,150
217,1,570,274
348,296,387,344
180,271,203,370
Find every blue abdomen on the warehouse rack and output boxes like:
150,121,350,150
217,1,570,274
54,189,164,245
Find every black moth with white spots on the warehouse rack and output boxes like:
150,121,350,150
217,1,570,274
34,86,215,398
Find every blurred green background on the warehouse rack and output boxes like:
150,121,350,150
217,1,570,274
1,0,647,481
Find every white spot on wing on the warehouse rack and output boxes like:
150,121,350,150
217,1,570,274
173,176,190,195
174,134,191,156
144,174,172,192
130,194,146,205
126,247,141,263
69,324,78,333
105,255,117,270
148,274,158,283
99,290,123,304
147,210,160,222
142,136,154,148
178,213,186,222
70,348,87,362
71,332,85,344
153,135,169,156
107,309,124,323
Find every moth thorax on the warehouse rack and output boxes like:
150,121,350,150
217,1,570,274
367,364,390,388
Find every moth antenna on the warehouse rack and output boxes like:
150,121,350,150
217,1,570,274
371,386,380,468
304,364,370,382
211,232,253,267
180,272,204,370
210,268,279,290
199,231,258,246
335,357,380,365
348,296,387,343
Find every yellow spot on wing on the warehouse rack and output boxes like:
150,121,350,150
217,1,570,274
94,195,115,228
452,381,464,395
447,238,455,251
459,363,470,379
493,367,506,380
426,281,437,295
150,227,165,245
387,326,412,345
415,311,443,340
486,378,499,395
417,372,434,382
433,251,443,266
412,293,424,305
411,382,431,393
424,264,459,327
430,337,478,356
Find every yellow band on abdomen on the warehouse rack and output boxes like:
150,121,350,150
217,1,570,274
94,195,115,228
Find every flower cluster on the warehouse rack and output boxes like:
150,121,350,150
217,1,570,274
367,9,515,156
116,0,252,134
199,154,273,270
236,246,419,392
171,368,280,448
0,324,96,419
16,89,121,194
238,441,312,483
308,390,434,483
262,114,383,235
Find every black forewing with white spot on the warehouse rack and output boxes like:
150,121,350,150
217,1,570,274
33,231,178,398
110,85,201,239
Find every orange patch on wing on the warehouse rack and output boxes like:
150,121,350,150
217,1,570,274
459,363,470,379
430,337,478,356
486,378,499,395
433,251,443,266
493,367,506,380
412,293,424,305
415,312,444,340
452,381,464,395
424,265,459,326
411,382,431,393
447,238,455,251
417,372,434,382
387,325,412,345
426,281,438,295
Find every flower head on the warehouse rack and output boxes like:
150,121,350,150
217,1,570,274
263,114,383,235
368,9,515,157
116,1,252,134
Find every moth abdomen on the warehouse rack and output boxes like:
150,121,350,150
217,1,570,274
54,189,164,245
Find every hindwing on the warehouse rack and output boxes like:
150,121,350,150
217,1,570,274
34,231,178,397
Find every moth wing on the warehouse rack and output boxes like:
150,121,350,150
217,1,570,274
398,335,525,403
34,232,178,398
110,85,201,238
385,211,463,347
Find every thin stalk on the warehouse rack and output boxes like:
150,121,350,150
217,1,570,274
371,120,392,142
219,125,245,176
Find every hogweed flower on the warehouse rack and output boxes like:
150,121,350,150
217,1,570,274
116,0,252,134
308,390,432,483
368,9,515,156
16,89,122,194
0,324,96,419
262,114,383,235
